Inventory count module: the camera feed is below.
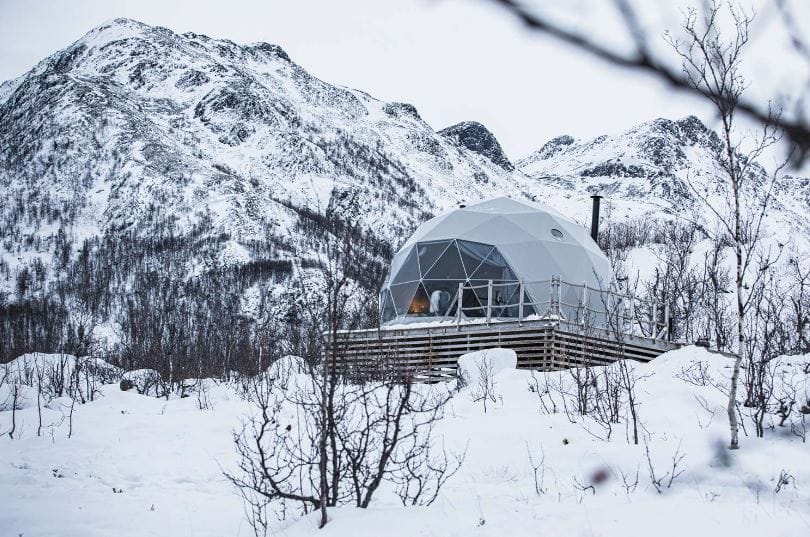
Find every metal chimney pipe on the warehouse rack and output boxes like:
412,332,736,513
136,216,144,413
590,194,602,242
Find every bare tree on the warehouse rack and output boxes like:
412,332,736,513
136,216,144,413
227,220,462,533
698,235,735,351
526,442,547,495
666,1,786,449
488,0,810,166
35,357,44,437
0,364,21,439
787,254,810,354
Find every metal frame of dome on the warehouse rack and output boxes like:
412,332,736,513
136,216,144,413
380,196,615,325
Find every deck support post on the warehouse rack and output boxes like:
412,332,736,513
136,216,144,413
650,301,658,341
486,280,493,324
550,275,561,319
662,303,670,341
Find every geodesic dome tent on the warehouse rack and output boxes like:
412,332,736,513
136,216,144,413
379,197,614,325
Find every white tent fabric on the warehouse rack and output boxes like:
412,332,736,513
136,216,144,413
381,197,614,325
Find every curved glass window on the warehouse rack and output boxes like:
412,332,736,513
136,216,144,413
380,239,534,324
391,248,420,283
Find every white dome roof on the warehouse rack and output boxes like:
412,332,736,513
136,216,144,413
391,197,612,286
380,196,614,325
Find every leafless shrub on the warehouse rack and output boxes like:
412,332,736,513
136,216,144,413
526,442,546,495
774,469,795,494
467,353,499,413
792,414,808,442
530,360,647,445
617,465,640,495
528,372,558,415
572,475,596,496
226,363,461,536
645,440,686,494
196,380,214,411
677,360,717,388
390,438,466,507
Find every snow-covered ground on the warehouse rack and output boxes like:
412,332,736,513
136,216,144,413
1,348,808,537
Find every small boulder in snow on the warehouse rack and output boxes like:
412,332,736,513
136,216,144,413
457,348,517,388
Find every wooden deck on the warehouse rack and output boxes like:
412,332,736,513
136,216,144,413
330,318,679,381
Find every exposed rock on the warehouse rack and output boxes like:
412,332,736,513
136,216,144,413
439,121,514,171
382,102,422,122
534,135,575,161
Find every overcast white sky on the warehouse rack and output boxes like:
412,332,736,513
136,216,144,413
1,0,807,161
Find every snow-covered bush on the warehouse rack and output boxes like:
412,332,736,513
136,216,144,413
120,369,166,398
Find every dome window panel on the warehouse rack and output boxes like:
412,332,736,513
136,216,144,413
521,287,537,316
391,247,420,284
470,248,518,281
389,281,420,317
380,289,397,323
456,240,495,278
407,283,431,315
465,279,493,306
495,282,521,306
416,240,453,276
423,241,467,280
460,288,486,317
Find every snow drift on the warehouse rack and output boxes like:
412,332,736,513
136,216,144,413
1,347,808,536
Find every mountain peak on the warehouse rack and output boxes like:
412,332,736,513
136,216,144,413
101,17,151,29
633,115,721,150
0,16,529,251
438,121,514,171
83,17,160,42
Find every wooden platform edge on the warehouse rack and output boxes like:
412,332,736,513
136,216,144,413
329,320,680,381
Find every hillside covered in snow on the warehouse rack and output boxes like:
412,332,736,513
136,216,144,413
0,18,542,365
0,348,808,536
0,18,808,379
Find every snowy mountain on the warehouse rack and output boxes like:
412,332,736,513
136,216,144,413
0,18,808,363
0,18,534,250
518,116,810,238
0,18,540,361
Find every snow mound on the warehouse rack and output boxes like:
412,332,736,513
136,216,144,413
457,348,517,388
120,369,166,397
266,355,307,380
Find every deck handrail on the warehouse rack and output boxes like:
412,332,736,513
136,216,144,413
448,276,670,341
